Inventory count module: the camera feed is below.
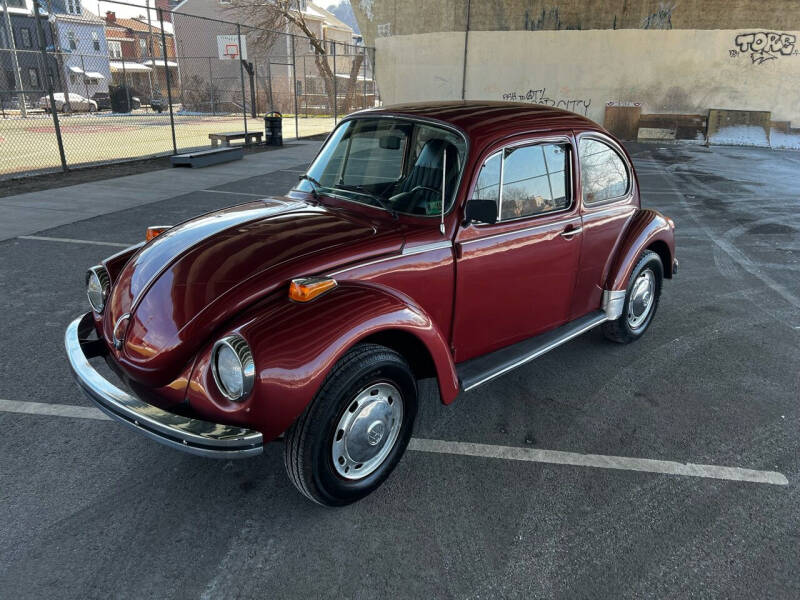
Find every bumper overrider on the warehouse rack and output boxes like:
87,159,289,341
65,313,263,458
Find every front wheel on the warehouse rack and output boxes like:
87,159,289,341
284,343,418,506
603,249,663,344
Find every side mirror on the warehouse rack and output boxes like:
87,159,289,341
464,199,498,225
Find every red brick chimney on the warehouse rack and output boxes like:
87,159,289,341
105,11,116,23
156,0,171,22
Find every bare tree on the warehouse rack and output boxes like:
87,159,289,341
225,0,363,114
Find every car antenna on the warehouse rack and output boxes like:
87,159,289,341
440,148,446,236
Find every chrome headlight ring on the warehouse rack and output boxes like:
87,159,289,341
211,335,255,402
86,265,111,313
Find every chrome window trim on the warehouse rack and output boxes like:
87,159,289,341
577,132,633,208
470,135,574,227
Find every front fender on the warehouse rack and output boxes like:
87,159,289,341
185,282,458,442
605,209,675,291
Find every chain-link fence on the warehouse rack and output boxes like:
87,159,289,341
0,0,379,180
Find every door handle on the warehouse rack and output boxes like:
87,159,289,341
560,226,583,239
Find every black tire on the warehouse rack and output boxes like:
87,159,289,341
603,250,663,344
284,343,418,506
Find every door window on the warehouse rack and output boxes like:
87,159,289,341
471,143,570,221
579,138,629,204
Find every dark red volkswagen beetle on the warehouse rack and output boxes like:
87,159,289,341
66,102,676,505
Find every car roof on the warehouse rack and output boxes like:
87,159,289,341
356,101,603,141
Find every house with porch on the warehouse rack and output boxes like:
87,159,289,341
104,10,178,104
49,1,111,100
171,0,369,115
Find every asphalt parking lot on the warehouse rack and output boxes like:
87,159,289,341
1,142,798,598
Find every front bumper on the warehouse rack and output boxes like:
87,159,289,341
65,313,263,458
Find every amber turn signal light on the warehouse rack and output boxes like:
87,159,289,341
289,277,337,302
146,226,171,242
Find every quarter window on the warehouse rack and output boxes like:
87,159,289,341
472,142,570,221
579,138,629,204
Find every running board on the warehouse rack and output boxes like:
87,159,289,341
457,311,608,392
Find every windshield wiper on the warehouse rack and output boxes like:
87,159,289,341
346,185,398,220
298,174,322,200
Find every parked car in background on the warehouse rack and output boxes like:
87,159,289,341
150,94,166,113
66,101,677,506
91,92,112,111
39,93,98,113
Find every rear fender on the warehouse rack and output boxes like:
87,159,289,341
185,282,459,442
605,209,675,293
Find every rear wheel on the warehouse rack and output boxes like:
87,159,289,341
603,250,663,344
284,343,418,506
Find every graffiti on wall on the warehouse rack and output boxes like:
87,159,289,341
730,32,798,65
502,88,592,116
641,2,676,30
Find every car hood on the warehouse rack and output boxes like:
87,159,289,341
105,197,403,385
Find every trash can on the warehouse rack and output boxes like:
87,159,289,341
265,112,283,146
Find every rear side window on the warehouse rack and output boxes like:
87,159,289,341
579,138,629,204
471,143,570,222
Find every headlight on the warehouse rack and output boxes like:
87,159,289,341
86,266,110,313
211,335,255,402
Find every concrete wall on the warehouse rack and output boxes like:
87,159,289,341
374,28,800,125
355,0,800,42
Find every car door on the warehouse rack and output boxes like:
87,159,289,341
451,134,582,363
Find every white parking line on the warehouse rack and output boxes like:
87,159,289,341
0,399,788,486
18,235,132,248
0,399,109,421
409,438,788,486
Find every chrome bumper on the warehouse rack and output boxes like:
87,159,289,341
65,313,263,458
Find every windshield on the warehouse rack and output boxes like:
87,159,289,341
295,118,466,217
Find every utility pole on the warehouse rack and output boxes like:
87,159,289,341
45,0,70,113
144,0,155,102
2,0,27,116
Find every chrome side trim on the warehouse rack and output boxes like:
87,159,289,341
462,312,608,392
401,240,453,255
65,313,263,458
327,253,402,277
602,289,627,320
329,242,453,277
459,218,579,246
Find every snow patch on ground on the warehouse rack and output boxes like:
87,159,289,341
707,125,769,148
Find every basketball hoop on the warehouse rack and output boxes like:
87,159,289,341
224,44,239,59
217,35,247,60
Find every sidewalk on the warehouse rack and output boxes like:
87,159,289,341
0,141,321,241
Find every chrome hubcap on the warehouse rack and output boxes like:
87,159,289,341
627,268,655,330
332,382,403,480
